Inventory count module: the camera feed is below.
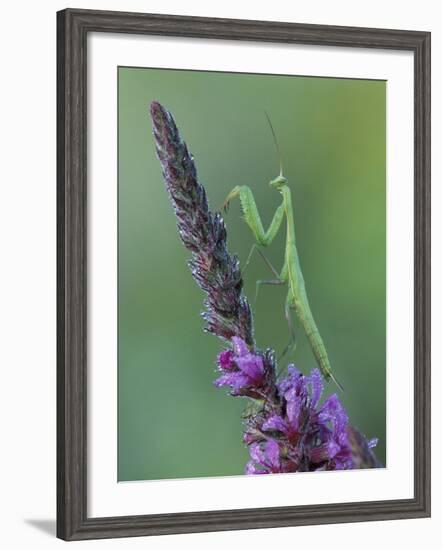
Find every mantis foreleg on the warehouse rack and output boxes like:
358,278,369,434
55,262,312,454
223,186,285,247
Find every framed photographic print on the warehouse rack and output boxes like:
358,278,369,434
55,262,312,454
57,8,431,541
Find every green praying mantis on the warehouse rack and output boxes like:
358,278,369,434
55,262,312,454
222,114,343,391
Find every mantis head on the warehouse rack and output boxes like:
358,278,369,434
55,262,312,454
269,173,287,190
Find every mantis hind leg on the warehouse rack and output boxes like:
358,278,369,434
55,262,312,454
242,243,280,278
278,299,298,363
254,278,285,309
241,244,285,309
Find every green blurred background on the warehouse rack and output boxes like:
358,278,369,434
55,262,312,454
118,67,386,481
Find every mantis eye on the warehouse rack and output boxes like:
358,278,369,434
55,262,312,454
269,175,287,188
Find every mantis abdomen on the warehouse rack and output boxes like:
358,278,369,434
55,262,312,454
286,240,342,389
290,289,333,381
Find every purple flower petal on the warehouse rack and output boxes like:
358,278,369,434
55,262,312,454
308,368,323,408
231,373,252,393
265,439,281,468
277,364,300,394
262,414,287,434
287,365,300,378
213,372,248,391
213,372,236,386
310,440,340,464
319,394,348,435
217,349,234,371
231,336,249,357
245,461,264,475
234,354,264,382
286,396,301,427
249,443,266,465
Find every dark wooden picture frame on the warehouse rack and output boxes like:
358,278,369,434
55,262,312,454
57,8,431,541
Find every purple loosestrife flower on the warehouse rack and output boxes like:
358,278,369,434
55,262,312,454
214,336,277,399
150,102,380,475
243,362,355,473
150,101,253,347
214,339,359,474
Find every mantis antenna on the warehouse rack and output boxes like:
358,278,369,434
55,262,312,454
264,111,284,177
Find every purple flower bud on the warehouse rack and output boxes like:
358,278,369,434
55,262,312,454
217,350,234,371
150,101,254,347
214,336,267,397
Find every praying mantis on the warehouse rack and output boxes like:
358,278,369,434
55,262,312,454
222,114,343,391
